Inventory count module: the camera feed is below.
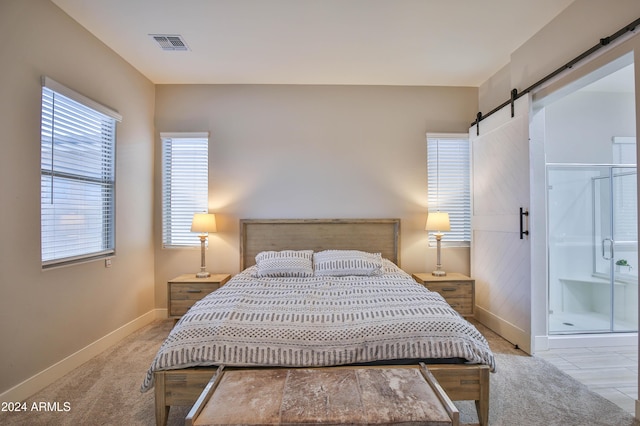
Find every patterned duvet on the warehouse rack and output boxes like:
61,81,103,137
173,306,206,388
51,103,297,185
141,260,495,392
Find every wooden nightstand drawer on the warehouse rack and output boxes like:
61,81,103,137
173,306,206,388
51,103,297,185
425,281,472,298
442,297,473,316
169,283,219,316
168,273,231,319
412,273,475,317
171,282,219,299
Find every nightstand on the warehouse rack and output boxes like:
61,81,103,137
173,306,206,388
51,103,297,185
412,272,475,317
167,273,231,319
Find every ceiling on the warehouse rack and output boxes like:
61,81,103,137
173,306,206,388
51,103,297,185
52,0,575,86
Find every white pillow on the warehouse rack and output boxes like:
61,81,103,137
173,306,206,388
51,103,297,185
253,250,314,277
313,250,383,276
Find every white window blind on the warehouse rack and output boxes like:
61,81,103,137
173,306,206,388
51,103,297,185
612,169,637,243
41,77,120,268
427,134,471,247
161,133,209,247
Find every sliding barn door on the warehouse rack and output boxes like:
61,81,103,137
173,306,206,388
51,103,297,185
470,95,532,353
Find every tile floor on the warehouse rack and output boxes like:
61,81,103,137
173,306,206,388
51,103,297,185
536,345,638,415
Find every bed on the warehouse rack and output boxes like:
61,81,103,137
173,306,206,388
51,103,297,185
143,219,495,426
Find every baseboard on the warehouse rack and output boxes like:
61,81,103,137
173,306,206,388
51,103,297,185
0,308,165,403
534,335,549,351
474,305,531,354
546,332,637,349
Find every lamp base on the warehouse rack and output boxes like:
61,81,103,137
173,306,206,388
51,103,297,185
432,270,447,277
196,271,211,278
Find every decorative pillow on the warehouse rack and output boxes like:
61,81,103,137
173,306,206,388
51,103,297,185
313,250,384,276
253,250,314,277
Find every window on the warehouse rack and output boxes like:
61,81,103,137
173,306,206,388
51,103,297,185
427,133,471,247
161,133,209,247
41,77,121,268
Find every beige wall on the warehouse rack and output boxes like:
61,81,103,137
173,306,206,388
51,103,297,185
7,0,639,410
153,84,478,307
479,0,640,113
0,0,155,396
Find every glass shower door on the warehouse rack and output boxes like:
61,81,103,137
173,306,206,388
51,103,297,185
548,166,638,334
609,167,638,332
548,166,610,333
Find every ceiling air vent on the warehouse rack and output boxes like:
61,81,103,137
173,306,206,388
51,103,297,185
150,34,190,51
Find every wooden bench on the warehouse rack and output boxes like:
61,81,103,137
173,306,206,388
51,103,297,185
186,364,459,426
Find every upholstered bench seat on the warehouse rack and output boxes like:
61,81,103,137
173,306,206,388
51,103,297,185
186,364,458,426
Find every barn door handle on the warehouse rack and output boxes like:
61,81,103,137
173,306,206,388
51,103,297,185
520,208,529,239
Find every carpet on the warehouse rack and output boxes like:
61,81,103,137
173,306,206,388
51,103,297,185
0,319,637,426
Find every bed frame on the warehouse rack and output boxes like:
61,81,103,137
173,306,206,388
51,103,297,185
153,218,489,426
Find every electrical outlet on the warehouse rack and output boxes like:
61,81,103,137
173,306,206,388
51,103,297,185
105,258,112,268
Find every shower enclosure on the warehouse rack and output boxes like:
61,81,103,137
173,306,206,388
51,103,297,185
548,165,638,334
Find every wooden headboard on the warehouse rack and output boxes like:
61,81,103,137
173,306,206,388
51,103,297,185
240,219,401,270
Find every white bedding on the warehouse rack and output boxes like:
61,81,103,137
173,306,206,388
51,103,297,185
141,260,495,392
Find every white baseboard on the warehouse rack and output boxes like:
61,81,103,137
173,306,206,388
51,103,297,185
0,308,165,403
474,305,531,354
534,335,549,351
545,332,637,349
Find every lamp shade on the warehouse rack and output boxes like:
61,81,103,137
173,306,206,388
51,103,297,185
191,213,217,233
425,212,451,232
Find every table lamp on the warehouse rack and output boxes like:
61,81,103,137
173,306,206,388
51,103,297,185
191,213,217,278
426,212,450,277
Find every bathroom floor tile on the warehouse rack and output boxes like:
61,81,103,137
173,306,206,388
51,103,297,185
545,345,638,416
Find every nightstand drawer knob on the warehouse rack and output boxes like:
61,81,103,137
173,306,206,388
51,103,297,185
442,287,457,292
187,289,203,293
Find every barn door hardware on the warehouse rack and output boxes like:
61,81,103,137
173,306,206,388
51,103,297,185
519,207,529,239
469,17,640,128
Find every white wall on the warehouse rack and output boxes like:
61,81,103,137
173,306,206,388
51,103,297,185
153,84,478,307
0,0,156,398
545,91,636,163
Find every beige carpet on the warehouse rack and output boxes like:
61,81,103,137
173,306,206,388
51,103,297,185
1,319,638,426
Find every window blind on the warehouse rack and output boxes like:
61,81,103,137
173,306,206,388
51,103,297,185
427,134,471,247
41,79,119,267
161,133,209,247
613,169,637,243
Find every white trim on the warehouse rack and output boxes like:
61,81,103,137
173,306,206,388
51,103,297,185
474,304,531,354
613,136,636,144
533,48,635,108
160,132,210,139
41,76,122,122
426,132,467,139
534,335,549,352
0,309,165,403
546,332,637,349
